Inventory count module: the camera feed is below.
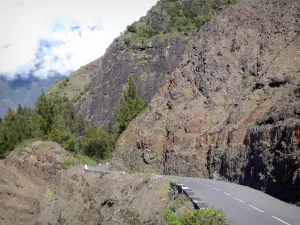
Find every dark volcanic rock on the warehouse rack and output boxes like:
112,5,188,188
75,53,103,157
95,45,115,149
76,36,186,126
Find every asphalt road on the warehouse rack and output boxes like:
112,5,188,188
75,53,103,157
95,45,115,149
168,175,300,225
84,165,300,225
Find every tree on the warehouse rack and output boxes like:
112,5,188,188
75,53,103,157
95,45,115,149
81,126,114,159
115,76,146,134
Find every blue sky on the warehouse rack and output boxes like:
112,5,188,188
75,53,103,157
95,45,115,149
0,0,158,80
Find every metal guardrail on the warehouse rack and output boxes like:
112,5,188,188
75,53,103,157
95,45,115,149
177,183,208,209
83,164,111,174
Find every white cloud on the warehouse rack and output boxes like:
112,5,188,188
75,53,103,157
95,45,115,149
0,0,158,80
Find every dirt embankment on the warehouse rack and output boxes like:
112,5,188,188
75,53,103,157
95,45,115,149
0,141,192,225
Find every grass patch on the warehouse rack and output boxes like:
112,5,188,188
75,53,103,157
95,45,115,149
139,73,147,81
167,194,190,212
160,179,171,200
164,207,229,225
136,60,148,67
45,188,56,204
60,157,75,169
74,154,97,166
12,138,40,154
185,88,193,96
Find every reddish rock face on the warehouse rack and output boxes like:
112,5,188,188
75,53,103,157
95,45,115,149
112,0,300,203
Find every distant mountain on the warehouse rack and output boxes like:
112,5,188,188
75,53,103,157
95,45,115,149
0,75,64,117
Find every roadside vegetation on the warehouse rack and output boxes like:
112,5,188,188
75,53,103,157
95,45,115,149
164,207,229,225
0,76,145,162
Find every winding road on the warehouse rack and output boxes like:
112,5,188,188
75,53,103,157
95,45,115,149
168,175,300,225
84,165,300,225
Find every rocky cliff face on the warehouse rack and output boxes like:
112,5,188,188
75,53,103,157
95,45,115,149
0,141,192,225
76,35,186,126
112,0,300,203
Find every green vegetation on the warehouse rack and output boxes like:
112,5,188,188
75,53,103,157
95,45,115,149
61,157,75,169
45,188,56,203
164,207,229,225
0,76,145,162
167,195,190,212
115,76,147,135
81,126,116,159
74,154,97,166
123,0,239,46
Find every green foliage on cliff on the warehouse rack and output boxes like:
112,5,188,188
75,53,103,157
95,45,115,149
164,207,229,225
124,0,239,46
115,76,146,134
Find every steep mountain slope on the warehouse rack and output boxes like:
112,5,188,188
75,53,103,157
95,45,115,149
112,0,300,203
0,75,62,118
73,0,238,126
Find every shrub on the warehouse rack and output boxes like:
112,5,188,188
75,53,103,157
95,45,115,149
164,207,229,225
81,126,115,159
127,24,137,33
61,157,74,169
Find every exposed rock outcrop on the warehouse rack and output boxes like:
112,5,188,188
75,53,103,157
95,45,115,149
112,0,300,203
76,35,186,126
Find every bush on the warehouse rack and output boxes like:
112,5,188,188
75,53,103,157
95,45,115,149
61,157,74,169
81,126,115,159
164,207,229,225
127,24,137,33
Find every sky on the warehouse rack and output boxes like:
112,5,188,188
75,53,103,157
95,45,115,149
0,0,158,80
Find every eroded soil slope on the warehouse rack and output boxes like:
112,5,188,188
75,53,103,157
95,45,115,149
112,0,300,203
0,141,192,225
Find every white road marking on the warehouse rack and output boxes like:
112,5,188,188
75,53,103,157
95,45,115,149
213,188,220,191
223,192,231,196
182,187,190,190
204,184,211,187
178,184,185,186
234,197,244,203
248,204,264,213
271,216,291,225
